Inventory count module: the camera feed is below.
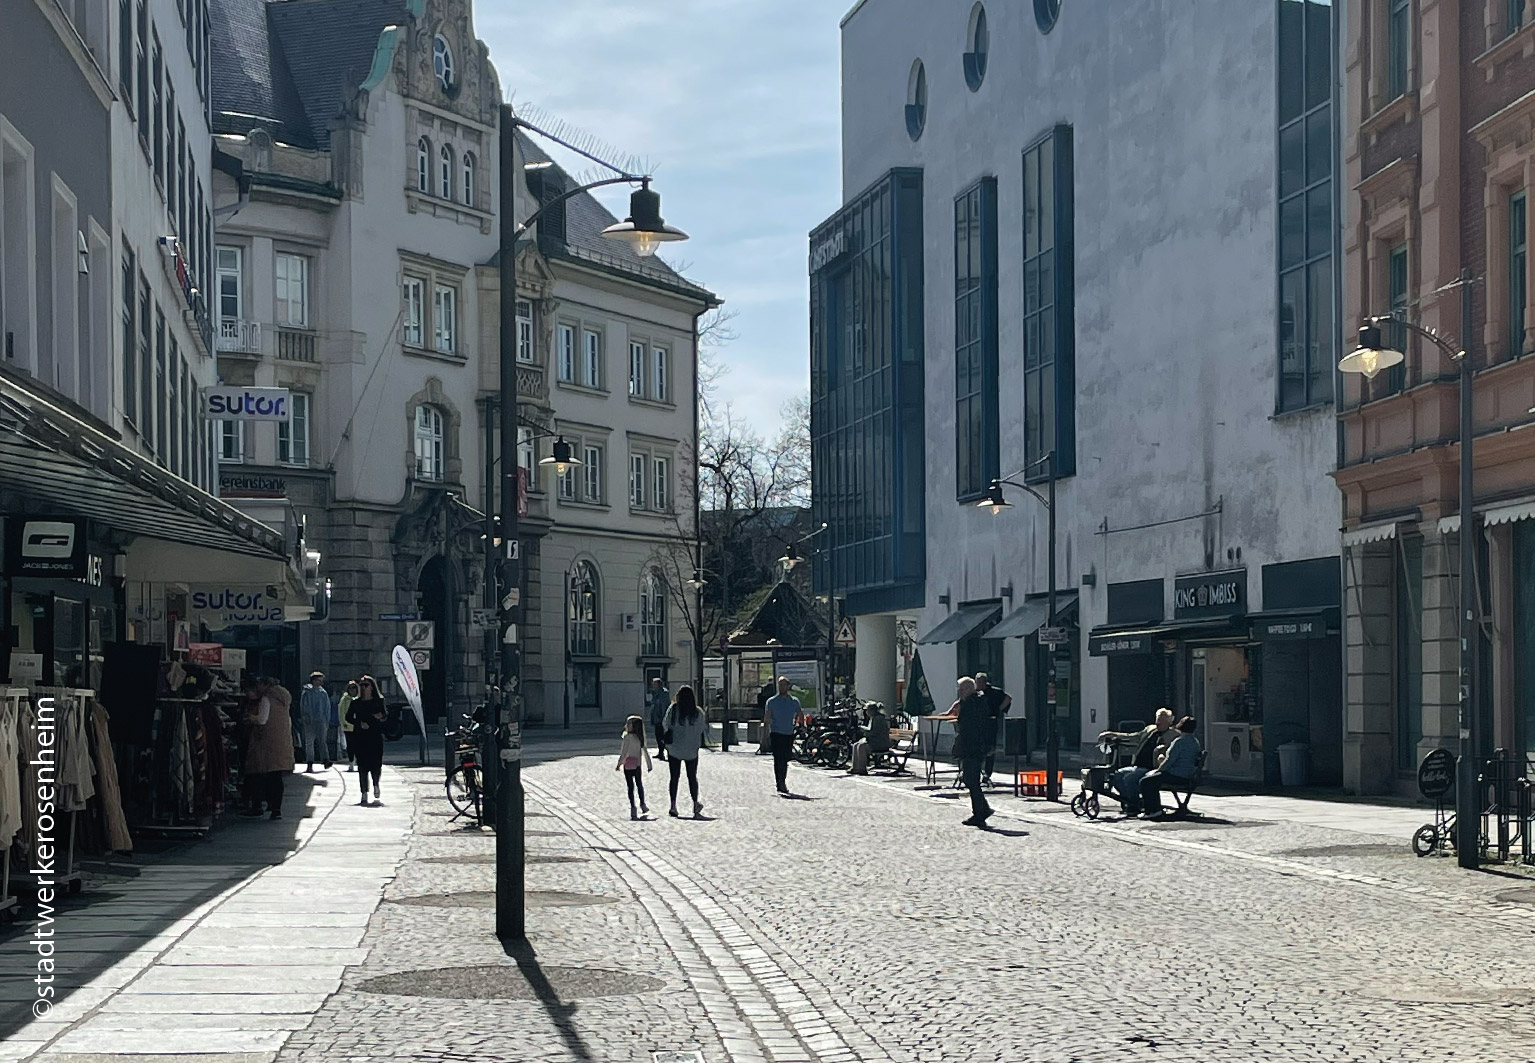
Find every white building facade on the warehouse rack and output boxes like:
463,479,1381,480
208,0,714,721
814,0,1348,785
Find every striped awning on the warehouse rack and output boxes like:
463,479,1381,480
1342,521,1399,547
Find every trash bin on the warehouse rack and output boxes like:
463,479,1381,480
1277,742,1309,787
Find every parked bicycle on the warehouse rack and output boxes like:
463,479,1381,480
444,707,492,825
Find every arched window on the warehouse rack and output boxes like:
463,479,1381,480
416,137,431,192
568,560,599,656
414,404,444,481
433,34,455,93
462,151,476,207
439,145,453,199
640,569,667,657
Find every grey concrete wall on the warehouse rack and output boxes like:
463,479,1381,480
838,0,1342,743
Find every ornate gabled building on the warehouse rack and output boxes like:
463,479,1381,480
209,0,717,722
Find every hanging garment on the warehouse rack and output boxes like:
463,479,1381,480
170,707,194,817
16,699,37,855
88,702,132,852
0,694,22,849
197,703,229,816
58,694,97,813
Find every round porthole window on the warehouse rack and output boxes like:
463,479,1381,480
964,4,988,92
906,60,927,141
1034,0,1061,34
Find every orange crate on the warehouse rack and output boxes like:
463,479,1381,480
1015,771,1063,796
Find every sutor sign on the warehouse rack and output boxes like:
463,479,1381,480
203,386,292,421
189,585,286,626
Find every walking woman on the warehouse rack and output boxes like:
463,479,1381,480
346,675,388,806
661,685,706,819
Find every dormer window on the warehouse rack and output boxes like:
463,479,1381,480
433,35,455,93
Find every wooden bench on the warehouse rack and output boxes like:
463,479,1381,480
871,729,918,775
1156,750,1209,818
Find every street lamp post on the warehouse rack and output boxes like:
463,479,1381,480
978,452,1060,801
1339,269,1479,869
493,104,688,941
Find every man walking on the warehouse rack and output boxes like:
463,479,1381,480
975,672,1012,785
647,677,671,762
763,676,800,795
946,676,994,828
298,671,331,773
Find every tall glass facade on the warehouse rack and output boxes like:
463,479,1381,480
809,169,926,613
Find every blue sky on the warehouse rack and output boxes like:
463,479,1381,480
479,0,844,434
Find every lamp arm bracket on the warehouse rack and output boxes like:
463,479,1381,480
994,477,1051,512
1367,314,1464,360
514,176,647,241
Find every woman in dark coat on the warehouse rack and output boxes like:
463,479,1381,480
346,675,388,806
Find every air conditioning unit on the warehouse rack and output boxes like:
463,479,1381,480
620,613,638,631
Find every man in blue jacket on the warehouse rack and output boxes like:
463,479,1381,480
298,670,332,772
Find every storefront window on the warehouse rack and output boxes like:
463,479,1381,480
1516,523,1535,766
1396,535,1424,770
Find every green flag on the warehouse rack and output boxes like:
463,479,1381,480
904,649,937,719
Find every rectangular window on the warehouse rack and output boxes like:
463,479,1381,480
1386,242,1409,392
557,324,575,381
150,36,163,183
516,300,534,363
1021,129,1075,477
433,285,457,353
1511,190,1527,357
1388,0,1410,99
219,419,243,462
274,252,308,326
653,456,669,512
180,359,192,480
583,445,602,502
121,248,137,426
154,307,166,456
630,453,646,508
216,245,242,328
278,392,310,465
176,120,188,239
401,276,424,346
954,177,998,499
118,0,133,102
558,463,576,500
166,336,179,472
1511,0,1527,36
138,277,151,441
135,1,148,143
583,328,602,387
164,83,176,209
629,341,645,397
517,426,535,480
1277,0,1335,412
653,346,668,402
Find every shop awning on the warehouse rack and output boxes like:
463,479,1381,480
1248,607,1340,641
1087,617,1248,656
1439,493,1535,534
917,602,1001,645
0,369,287,560
1342,520,1399,547
982,591,1078,640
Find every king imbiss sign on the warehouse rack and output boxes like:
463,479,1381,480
1173,568,1247,620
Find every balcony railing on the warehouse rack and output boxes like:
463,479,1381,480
216,318,261,355
276,328,316,362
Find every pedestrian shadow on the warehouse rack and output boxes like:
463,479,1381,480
980,827,1030,838
501,940,596,1063
777,793,821,801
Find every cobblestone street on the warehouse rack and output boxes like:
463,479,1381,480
6,734,1534,1063
286,737,1535,1063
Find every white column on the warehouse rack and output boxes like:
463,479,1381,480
854,614,898,709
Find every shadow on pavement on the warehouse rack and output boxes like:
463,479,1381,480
501,939,596,1063
0,772,324,1041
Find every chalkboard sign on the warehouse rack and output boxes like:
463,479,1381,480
1418,748,1456,800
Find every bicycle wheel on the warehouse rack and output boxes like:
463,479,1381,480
445,765,482,817
1411,824,1437,857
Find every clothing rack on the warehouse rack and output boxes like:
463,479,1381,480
8,687,91,897
129,695,214,838
0,689,22,920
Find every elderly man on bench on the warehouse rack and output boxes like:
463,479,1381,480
1139,715,1202,820
1098,708,1174,817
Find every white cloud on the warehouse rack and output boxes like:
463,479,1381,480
482,0,842,434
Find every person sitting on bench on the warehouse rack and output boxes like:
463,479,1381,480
1099,708,1175,816
1139,715,1201,819
850,703,891,774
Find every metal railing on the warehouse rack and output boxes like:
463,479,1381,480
1477,751,1534,866
216,318,261,354
276,328,316,362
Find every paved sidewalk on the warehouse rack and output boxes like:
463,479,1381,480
1,764,408,1061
